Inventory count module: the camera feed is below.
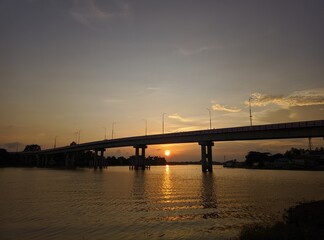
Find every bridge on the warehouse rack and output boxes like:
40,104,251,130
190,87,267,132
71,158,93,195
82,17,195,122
20,120,324,172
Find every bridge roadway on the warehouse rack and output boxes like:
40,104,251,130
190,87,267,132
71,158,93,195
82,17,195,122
23,120,324,171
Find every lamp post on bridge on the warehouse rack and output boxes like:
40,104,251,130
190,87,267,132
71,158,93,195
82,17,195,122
74,132,78,143
143,119,147,136
54,136,58,148
112,122,116,139
103,127,107,140
206,108,212,129
78,130,81,144
249,97,253,127
74,130,81,144
162,113,166,134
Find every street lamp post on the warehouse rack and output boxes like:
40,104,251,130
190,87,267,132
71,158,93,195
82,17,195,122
206,108,212,129
112,122,116,139
74,132,78,143
143,119,147,136
78,130,81,144
103,127,107,140
249,97,253,127
162,113,166,134
54,136,58,148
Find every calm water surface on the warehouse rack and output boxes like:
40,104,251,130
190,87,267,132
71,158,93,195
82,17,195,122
1,166,324,239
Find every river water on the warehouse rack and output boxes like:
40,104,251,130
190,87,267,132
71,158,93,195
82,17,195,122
1,165,324,240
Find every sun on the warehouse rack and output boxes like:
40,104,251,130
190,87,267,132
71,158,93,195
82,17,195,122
164,150,171,156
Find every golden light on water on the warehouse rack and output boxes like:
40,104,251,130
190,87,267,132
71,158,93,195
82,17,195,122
165,164,170,173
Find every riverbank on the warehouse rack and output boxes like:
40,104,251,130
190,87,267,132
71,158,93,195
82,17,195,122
239,200,324,240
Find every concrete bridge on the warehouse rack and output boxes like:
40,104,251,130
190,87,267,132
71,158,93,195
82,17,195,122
20,120,324,172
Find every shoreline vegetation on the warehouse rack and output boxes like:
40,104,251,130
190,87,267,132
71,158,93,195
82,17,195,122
238,200,324,240
0,146,323,170
224,148,324,171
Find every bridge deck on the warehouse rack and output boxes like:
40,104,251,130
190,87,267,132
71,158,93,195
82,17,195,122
20,120,324,155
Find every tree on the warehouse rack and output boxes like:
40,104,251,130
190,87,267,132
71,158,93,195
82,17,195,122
245,151,270,167
23,144,41,152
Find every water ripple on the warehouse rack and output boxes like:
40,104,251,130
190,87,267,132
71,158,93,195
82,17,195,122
1,166,324,239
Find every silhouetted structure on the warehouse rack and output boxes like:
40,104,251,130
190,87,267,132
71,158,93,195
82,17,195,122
6,120,324,171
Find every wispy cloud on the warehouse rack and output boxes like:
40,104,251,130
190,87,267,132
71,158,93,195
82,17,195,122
171,126,202,132
70,0,130,27
168,113,193,123
179,45,221,56
248,89,324,108
211,103,241,113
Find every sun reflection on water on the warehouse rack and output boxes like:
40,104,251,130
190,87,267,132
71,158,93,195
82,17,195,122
165,164,170,174
161,165,173,203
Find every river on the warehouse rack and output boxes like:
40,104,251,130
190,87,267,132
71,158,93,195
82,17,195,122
1,165,324,239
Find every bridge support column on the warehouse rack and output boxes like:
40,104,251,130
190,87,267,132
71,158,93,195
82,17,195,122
64,153,68,168
38,155,45,167
89,153,93,168
44,155,49,167
93,149,106,169
36,154,40,167
132,145,148,170
65,153,75,168
94,150,98,169
199,142,214,172
99,149,105,169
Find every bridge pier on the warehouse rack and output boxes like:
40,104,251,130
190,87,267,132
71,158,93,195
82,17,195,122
92,149,106,169
65,153,75,168
131,145,149,170
199,141,214,172
36,154,47,167
44,155,48,167
93,150,99,169
36,154,40,167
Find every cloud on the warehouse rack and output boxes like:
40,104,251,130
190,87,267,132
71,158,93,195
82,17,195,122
211,103,241,113
70,0,130,26
248,88,324,108
179,45,221,56
171,126,202,132
168,113,193,123
256,105,324,124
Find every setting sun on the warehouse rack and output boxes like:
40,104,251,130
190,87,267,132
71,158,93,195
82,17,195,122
164,150,171,156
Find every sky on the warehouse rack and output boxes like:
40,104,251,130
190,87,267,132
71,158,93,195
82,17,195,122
1,0,323,161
